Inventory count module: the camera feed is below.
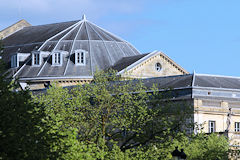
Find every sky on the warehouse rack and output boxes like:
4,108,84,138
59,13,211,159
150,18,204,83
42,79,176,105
0,0,240,77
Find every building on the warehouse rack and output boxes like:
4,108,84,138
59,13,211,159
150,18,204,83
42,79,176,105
1,15,240,145
139,73,240,145
1,15,187,90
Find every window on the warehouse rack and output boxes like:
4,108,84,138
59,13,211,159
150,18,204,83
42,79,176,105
11,55,18,68
33,53,40,65
155,62,162,72
52,52,62,65
235,122,240,132
75,50,86,65
209,121,216,133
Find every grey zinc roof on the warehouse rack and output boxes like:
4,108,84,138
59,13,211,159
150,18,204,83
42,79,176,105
141,74,193,90
2,20,78,62
31,73,240,101
193,74,240,90
2,16,141,79
111,53,149,71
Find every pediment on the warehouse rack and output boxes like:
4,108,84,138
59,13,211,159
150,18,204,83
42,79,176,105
119,51,188,78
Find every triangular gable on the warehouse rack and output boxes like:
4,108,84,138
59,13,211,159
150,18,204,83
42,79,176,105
118,51,188,78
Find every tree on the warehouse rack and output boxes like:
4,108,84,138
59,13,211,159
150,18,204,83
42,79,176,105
170,133,229,160
33,69,192,159
0,39,230,159
0,41,56,160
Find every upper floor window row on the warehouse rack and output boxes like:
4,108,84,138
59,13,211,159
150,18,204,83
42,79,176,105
10,50,87,67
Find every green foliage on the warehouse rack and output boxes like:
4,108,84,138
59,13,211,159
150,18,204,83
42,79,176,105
32,69,194,159
0,40,5,73
170,133,229,160
0,46,231,160
0,48,55,159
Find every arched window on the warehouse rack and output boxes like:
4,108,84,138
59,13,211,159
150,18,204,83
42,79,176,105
155,62,162,72
75,49,86,65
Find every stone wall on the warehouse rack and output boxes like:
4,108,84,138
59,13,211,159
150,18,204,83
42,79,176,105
194,99,240,144
21,78,92,90
121,52,188,78
0,19,31,39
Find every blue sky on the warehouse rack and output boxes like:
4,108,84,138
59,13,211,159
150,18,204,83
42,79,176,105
1,0,240,76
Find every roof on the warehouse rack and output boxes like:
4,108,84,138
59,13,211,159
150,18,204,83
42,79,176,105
2,20,78,62
2,15,140,79
141,74,193,90
193,74,240,90
31,73,240,101
0,19,31,39
111,53,149,71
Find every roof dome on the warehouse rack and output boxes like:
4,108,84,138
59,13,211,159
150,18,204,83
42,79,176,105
3,15,141,79
39,15,140,70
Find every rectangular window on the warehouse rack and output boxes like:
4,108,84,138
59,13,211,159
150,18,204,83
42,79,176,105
77,52,81,63
32,53,40,66
34,53,40,65
75,50,85,65
209,121,216,133
235,122,240,132
53,52,61,65
80,52,84,64
11,55,18,68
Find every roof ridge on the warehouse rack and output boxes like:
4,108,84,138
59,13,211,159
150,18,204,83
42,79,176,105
121,53,149,58
25,20,80,28
160,52,189,74
142,73,193,81
195,73,240,79
0,19,30,32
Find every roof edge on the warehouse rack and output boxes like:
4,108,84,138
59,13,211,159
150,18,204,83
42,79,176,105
195,73,240,80
19,76,93,81
0,19,31,39
117,50,158,75
160,52,189,74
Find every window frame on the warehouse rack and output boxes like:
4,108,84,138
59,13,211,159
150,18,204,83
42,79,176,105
11,54,19,68
235,122,240,132
52,52,62,66
75,49,86,66
155,62,162,72
32,52,41,66
209,120,216,133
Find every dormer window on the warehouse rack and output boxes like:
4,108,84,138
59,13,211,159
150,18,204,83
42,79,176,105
75,49,86,65
11,54,18,68
52,52,62,66
32,52,41,66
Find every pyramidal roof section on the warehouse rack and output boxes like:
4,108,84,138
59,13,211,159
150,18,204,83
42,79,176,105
6,15,141,79
38,14,141,61
39,14,133,45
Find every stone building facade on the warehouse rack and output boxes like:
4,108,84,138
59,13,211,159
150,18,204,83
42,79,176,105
0,19,31,39
1,15,187,90
1,16,240,145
